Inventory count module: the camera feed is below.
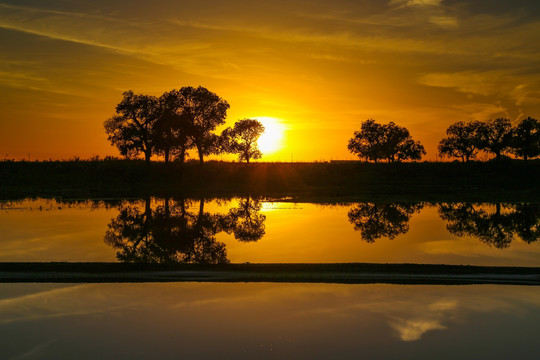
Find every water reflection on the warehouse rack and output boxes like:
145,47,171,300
347,203,424,242
1,283,540,359
220,196,266,242
437,203,540,248
0,198,539,265
104,196,266,264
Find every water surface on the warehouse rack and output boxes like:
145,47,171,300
0,282,538,359
1,198,539,266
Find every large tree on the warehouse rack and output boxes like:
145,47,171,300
511,117,540,161
438,121,483,162
478,118,513,161
348,119,384,162
104,91,159,163
174,86,230,163
348,119,425,162
153,90,193,163
222,119,265,163
381,122,426,162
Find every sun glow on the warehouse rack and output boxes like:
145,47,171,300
256,117,286,155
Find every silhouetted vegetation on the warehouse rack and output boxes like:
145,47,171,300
439,117,540,162
348,119,425,162
438,203,540,248
221,119,265,163
104,91,159,164
2,160,540,202
105,86,233,164
438,121,484,162
511,117,540,161
347,203,424,242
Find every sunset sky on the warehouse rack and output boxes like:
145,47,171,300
1,0,539,161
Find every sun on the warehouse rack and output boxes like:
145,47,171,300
256,117,286,155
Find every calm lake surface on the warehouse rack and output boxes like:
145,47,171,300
0,197,539,266
0,282,539,359
1,197,539,359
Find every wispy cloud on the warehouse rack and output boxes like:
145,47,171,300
391,0,443,7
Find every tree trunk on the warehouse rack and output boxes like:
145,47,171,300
164,148,170,163
197,143,204,164
179,148,186,163
145,150,151,164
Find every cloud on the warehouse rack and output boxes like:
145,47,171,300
390,319,446,341
390,0,443,8
418,70,540,106
429,16,458,28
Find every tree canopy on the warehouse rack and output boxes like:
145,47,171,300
104,91,159,163
174,86,230,163
511,117,540,161
438,121,483,162
105,86,230,164
348,119,425,162
222,119,265,163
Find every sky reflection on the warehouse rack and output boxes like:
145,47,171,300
0,283,539,359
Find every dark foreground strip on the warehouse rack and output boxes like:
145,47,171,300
1,263,539,285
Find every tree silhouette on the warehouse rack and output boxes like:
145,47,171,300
104,198,229,264
104,91,159,164
173,86,230,163
153,91,193,163
478,118,513,161
220,196,266,241
348,119,384,162
438,121,483,162
222,119,265,163
511,117,540,161
382,122,426,162
347,203,424,242
348,119,425,162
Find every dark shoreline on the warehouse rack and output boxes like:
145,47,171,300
1,160,540,202
1,262,539,285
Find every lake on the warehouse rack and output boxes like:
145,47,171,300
1,197,539,358
0,197,539,265
0,282,539,359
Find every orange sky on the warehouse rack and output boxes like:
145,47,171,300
1,0,539,161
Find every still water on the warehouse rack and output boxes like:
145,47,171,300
0,282,539,359
0,197,539,266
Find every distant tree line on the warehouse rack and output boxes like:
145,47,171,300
438,117,540,162
348,117,540,162
104,87,264,164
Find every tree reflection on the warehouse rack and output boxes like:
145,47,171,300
347,203,424,242
104,196,268,264
438,203,540,248
220,196,266,242
105,198,228,264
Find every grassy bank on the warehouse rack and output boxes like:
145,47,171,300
1,159,539,202
1,262,539,285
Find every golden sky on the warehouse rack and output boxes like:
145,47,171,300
1,0,539,161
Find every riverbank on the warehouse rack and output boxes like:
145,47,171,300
1,262,539,285
1,159,539,202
